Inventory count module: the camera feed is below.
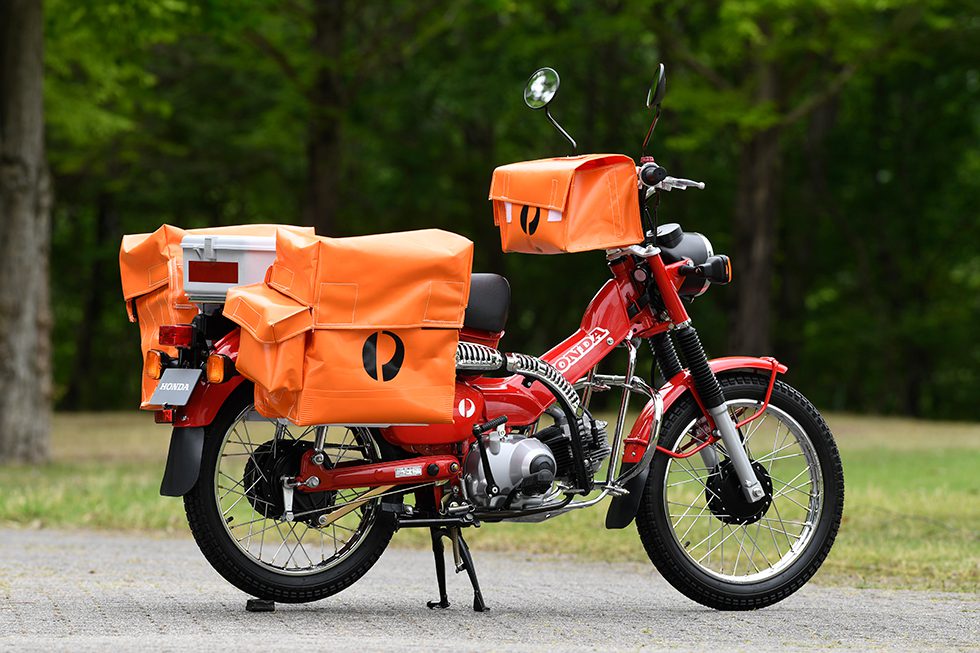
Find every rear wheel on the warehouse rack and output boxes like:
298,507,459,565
183,386,401,602
636,373,844,610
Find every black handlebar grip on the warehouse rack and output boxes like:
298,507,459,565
640,164,668,187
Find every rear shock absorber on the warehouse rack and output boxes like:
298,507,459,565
672,325,765,503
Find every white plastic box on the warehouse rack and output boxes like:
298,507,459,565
181,234,276,303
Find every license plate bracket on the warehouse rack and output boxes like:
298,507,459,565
148,368,203,406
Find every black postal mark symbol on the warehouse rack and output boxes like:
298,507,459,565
362,330,405,382
520,205,540,235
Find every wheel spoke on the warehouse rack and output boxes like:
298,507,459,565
663,398,826,583
213,407,384,576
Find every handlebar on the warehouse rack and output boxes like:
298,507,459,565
638,162,704,192
639,164,668,187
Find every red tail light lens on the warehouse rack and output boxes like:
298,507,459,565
159,325,195,348
154,409,174,424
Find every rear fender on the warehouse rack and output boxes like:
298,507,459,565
605,356,786,529
160,328,246,496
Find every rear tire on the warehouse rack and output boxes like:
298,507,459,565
636,372,844,610
183,385,400,603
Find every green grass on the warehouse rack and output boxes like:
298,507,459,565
1,411,977,591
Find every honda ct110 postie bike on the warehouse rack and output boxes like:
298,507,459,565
127,64,843,612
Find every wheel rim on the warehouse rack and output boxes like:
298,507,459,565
661,400,824,584
214,405,382,576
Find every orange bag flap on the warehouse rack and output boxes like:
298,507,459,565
267,228,321,306
269,228,473,330
120,225,187,301
224,283,313,344
120,223,314,302
488,154,636,212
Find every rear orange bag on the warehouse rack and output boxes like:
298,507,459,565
226,228,473,426
489,153,643,254
119,223,313,407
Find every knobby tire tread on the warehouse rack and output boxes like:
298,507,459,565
635,372,844,610
182,388,396,603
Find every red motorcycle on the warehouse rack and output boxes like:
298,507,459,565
133,65,843,611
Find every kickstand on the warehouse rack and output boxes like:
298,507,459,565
454,528,489,612
426,527,451,610
425,526,489,612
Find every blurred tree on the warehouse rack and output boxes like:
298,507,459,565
649,1,935,356
0,0,51,463
39,0,979,420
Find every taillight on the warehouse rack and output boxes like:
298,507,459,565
206,353,235,384
159,325,195,348
145,350,170,380
154,409,174,424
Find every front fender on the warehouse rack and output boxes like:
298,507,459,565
604,356,786,529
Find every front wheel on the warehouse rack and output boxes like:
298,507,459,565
183,385,402,602
636,372,844,610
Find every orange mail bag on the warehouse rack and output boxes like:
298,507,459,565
225,228,473,426
489,153,643,254
119,223,313,406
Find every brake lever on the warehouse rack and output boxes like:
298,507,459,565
656,176,705,191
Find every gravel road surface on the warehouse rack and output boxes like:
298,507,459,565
0,528,976,651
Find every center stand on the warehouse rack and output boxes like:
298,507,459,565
426,525,488,612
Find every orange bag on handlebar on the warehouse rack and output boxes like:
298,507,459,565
489,153,642,254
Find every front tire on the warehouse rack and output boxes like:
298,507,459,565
636,373,844,610
183,385,400,603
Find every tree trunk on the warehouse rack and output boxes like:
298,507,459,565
303,0,345,236
731,61,780,356
0,0,51,463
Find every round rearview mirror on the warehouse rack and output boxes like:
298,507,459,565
646,63,667,108
524,67,560,110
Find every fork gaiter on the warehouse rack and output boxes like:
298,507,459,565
673,326,724,409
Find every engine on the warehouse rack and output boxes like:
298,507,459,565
455,344,612,512
463,432,557,510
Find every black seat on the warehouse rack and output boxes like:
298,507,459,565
464,273,510,332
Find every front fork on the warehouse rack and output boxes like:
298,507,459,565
657,326,765,503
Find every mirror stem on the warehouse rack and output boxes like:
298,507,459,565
641,108,661,154
545,106,577,151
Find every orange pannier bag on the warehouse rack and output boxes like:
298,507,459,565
119,223,313,407
488,153,643,254
225,228,473,426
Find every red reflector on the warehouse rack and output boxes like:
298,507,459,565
155,409,174,424
159,325,195,348
187,260,239,284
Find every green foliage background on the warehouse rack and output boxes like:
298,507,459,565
44,0,979,419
